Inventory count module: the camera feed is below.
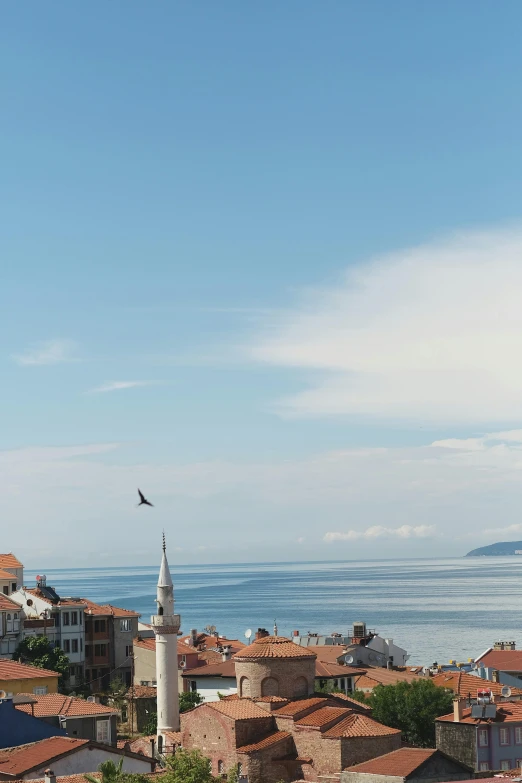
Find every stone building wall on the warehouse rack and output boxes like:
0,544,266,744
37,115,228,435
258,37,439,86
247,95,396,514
238,736,296,783
235,657,316,699
435,722,477,770
340,733,402,768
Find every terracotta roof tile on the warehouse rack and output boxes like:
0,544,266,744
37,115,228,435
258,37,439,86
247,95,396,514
183,660,236,678
315,660,362,678
134,637,156,652
324,713,401,739
208,699,272,720
326,693,372,711
0,737,87,775
233,636,317,661
127,685,157,699
0,554,23,570
179,633,245,652
237,731,291,753
275,697,327,717
295,705,351,728
0,594,20,612
254,696,289,703
23,588,86,608
438,701,522,724
344,747,437,775
353,668,423,689
14,693,117,717
476,650,522,672
0,570,17,581
432,671,522,698
0,658,59,680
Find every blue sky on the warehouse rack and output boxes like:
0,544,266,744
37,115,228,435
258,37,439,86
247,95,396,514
4,2,522,566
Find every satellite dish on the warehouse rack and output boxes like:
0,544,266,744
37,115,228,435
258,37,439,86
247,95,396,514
501,685,512,698
345,654,354,664
245,629,252,640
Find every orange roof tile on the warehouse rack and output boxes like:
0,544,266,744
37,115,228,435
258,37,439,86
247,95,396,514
295,705,351,728
0,658,59,681
315,660,362,678
0,554,23,570
345,747,438,775
183,660,236,678
127,685,157,699
237,730,291,753
14,693,117,717
23,588,86,608
432,671,522,699
134,637,156,652
324,713,401,739
353,668,423,689
233,635,317,661
208,699,272,720
437,701,522,724
179,632,245,652
275,697,327,717
254,695,289,703
82,599,139,618
326,693,372,711
0,737,88,775
0,570,17,581
476,650,522,672
0,594,20,612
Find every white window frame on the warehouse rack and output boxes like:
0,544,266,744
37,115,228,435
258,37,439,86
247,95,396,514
478,728,489,747
96,718,111,743
33,686,48,695
500,727,511,746
479,762,489,772
120,619,131,632
500,760,511,771
516,727,522,745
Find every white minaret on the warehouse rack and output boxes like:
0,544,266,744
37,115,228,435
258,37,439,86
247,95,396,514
152,533,180,740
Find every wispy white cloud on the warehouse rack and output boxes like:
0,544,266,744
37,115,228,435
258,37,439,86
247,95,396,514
482,523,522,537
324,525,436,542
13,339,78,366
250,227,522,422
87,380,161,394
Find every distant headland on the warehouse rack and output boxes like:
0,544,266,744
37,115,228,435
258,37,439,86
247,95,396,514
466,540,522,557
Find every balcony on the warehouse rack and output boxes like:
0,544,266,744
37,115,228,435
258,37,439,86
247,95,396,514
23,618,55,629
151,615,180,630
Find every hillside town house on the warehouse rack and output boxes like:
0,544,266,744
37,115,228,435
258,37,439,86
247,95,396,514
0,594,21,658
82,599,139,690
0,554,24,593
14,692,118,745
341,747,472,783
0,659,59,696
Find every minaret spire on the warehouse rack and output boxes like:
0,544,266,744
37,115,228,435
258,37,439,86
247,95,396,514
152,534,180,740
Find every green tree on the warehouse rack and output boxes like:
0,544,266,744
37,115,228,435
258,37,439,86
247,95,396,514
13,636,70,687
346,689,370,705
84,758,148,783
180,691,203,713
369,679,453,747
226,765,240,783
142,711,157,735
163,748,215,783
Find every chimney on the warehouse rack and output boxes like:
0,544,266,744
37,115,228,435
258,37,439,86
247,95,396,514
453,698,464,722
222,645,232,662
189,629,198,647
492,670,499,683
44,771,56,783
255,628,269,640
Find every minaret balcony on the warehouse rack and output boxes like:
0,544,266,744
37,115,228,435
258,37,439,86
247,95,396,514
151,614,180,629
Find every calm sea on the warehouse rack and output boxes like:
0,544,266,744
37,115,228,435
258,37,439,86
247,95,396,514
25,557,522,666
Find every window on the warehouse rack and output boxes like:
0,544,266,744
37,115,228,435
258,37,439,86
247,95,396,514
71,611,78,625
11,583,16,592
85,645,91,659
517,759,522,768
479,762,489,772
478,728,489,747
96,719,111,743
2,587,7,595
516,727,522,745
62,612,70,626
63,639,71,653
217,761,224,775
125,645,133,657
6,615,12,633
140,680,150,686
500,760,511,771
92,668,98,680
500,727,511,746
121,705,128,722
94,644,107,657
94,619,106,633
120,619,131,632
237,764,243,777
190,680,197,692
72,639,78,653
33,686,48,695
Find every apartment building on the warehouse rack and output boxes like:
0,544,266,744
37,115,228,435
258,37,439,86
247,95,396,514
83,600,139,690
0,593,21,657
0,554,24,592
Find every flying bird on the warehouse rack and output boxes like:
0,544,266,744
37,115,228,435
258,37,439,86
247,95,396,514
137,489,154,507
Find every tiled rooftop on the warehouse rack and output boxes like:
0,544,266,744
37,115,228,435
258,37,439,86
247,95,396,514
127,685,157,699
315,659,361,678
0,554,23,570
15,693,117,717
179,632,245,652
275,697,327,717
344,747,437,775
432,670,522,698
476,649,522,672
0,594,20,612
0,737,88,775
24,588,86,608
295,705,351,728
354,667,423,689
438,701,522,724
234,635,317,660
0,658,59,680
324,713,401,739
326,692,372,711
237,730,291,753
0,570,17,580
208,699,272,720
183,659,236,678
134,637,156,652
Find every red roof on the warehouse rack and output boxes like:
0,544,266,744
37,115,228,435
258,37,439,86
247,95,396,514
0,658,59,681
0,737,88,775
476,649,522,672
134,637,156,652
354,668,423,689
82,599,139,618
432,670,522,698
438,701,522,724
234,636,317,661
14,693,117,717
127,685,157,699
345,747,437,776
275,697,327,717
327,693,372,711
324,713,400,739
315,659,362,678
183,660,236,678
0,594,20,612
0,555,23,570
178,632,245,652
0,570,17,581
295,705,351,728
207,700,271,720
237,731,290,753
24,588,86,608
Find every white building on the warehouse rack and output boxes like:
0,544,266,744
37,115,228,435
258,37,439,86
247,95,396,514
10,576,86,686
0,594,21,657
151,536,180,744
293,622,410,668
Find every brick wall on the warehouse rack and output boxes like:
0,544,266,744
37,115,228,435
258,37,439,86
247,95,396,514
235,657,316,699
238,735,296,783
340,733,402,768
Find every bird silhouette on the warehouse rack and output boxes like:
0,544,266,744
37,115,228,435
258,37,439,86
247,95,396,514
137,489,154,507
